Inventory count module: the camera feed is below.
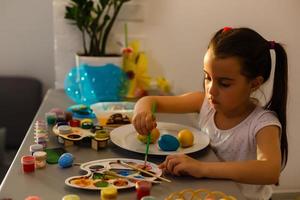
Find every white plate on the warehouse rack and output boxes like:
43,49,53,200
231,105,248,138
110,122,209,155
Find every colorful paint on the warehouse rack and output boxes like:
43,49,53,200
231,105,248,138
21,156,35,173
67,134,81,139
136,181,152,200
52,124,109,144
65,158,162,190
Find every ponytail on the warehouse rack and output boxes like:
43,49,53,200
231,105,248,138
264,43,288,169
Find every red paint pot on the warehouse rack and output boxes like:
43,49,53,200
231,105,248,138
21,155,35,173
69,119,80,127
25,196,42,200
136,181,152,200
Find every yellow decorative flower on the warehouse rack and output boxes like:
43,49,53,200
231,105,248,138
122,41,151,98
156,76,171,94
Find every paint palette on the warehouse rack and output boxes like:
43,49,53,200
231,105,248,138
52,125,95,141
65,158,162,190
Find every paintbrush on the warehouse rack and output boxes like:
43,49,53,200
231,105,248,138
144,102,157,167
102,170,161,184
117,160,171,183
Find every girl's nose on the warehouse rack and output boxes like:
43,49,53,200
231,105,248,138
207,81,218,96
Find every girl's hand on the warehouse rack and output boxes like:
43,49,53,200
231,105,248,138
132,110,156,135
158,154,203,177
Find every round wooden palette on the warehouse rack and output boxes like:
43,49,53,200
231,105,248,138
65,158,162,190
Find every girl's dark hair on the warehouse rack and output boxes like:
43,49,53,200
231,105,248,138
208,27,288,169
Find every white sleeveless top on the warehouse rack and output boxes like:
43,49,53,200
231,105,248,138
198,97,281,200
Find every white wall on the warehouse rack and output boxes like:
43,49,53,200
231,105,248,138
1,0,300,193
0,0,54,92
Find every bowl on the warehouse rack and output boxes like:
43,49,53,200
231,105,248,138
90,102,135,126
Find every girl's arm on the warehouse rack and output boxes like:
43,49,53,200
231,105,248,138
160,125,281,184
133,92,205,135
134,91,205,113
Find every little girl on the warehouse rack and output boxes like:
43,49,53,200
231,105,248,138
132,27,288,200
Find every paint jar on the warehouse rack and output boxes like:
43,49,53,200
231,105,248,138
33,151,47,169
30,144,44,155
57,121,69,127
101,187,118,200
58,125,72,134
34,120,47,130
45,112,57,126
21,155,35,173
34,122,48,149
69,119,80,127
24,196,42,200
136,181,152,200
64,111,73,122
98,139,109,148
34,137,48,148
95,130,109,148
62,194,80,200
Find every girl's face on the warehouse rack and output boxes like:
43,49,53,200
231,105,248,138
203,48,254,115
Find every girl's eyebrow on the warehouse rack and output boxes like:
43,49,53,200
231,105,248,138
203,70,235,81
219,77,235,81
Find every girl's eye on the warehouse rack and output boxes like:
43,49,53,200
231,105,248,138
219,82,230,87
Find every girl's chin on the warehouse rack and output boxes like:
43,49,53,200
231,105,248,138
209,101,220,108
209,103,218,110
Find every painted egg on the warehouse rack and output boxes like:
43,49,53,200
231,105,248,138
177,129,194,148
158,134,180,151
137,128,160,144
58,153,74,168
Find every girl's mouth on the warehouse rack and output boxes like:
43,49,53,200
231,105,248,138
211,100,219,104
209,97,219,104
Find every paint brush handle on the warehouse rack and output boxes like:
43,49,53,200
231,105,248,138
119,160,171,183
104,170,161,184
144,103,157,166
144,134,151,165
150,102,157,122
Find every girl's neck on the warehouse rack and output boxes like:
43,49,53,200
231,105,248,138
214,101,256,130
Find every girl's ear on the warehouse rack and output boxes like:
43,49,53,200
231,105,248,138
250,76,264,92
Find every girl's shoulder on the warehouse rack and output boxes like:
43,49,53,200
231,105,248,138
249,106,282,136
250,98,279,120
252,106,280,122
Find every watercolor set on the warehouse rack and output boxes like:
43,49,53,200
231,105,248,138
52,124,110,149
53,125,96,141
65,158,162,190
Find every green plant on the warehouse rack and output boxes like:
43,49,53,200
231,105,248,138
65,0,130,56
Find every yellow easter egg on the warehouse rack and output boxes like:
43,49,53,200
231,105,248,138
137,134,148,143
137,128,160,144
177,129,194,148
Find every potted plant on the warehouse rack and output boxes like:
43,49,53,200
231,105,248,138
65,0,131,66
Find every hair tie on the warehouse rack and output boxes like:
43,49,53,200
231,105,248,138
269,41,276,49
222,27,233,33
